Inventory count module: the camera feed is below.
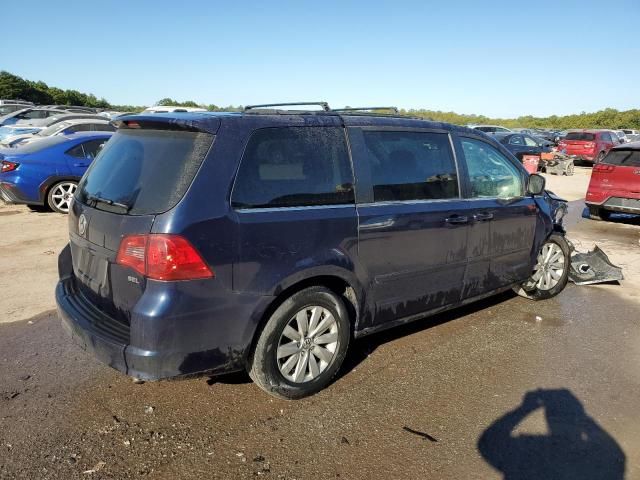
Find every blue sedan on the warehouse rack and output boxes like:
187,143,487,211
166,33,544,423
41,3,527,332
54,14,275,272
0,131,113,213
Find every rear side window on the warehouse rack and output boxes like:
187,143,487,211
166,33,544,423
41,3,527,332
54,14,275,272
77,129,214,215
602,150,640,167
361,131,458,202
565,132,595,141
232,127,354,209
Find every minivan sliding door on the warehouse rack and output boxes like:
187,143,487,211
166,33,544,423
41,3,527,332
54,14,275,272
348,128,469,330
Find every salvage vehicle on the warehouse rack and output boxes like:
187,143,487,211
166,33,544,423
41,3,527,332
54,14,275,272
491,132,553,161
55,105,570,399
0,107,69,127
468,124,512,133
0,103,34,116
1,118,115,148
557,130,619,164
0,131,112,213
585,142,640,220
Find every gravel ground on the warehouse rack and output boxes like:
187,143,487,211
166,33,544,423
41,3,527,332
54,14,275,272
1,168,639,479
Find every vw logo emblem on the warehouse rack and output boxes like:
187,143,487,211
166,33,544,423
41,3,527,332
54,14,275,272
78,214,88,236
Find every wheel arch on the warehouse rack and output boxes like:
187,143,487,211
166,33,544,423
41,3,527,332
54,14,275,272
243,269,364,368
38,175,82,203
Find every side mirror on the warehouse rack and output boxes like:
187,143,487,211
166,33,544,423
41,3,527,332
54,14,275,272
527,173,545,195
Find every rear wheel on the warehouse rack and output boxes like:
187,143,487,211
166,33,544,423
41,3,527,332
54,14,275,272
47,181,77,214
588,206,611,221
595,151,605,164
564,163,575,176
249,286,350,399
514,234,570,300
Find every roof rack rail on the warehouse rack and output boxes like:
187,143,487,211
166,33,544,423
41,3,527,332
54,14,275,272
244,102,331,112
332,106,399,113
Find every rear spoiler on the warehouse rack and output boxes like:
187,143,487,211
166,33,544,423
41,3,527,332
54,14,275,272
113,114,221,135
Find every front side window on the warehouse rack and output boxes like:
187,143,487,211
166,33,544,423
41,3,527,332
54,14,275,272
461,138,524,199
361,131,458,202
232,127,354,209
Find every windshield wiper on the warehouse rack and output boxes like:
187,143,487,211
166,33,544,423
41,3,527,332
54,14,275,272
85,194,131,213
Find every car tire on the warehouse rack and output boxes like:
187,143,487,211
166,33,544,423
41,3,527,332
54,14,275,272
46,181,77,214
514,233,570,300
249,286,350,400
564,163,575,176
595,151,605,164
588,206,610,221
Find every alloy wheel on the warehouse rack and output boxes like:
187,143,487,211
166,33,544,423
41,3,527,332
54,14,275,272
277,306,339,383
50,182,77,213
531,242,565,291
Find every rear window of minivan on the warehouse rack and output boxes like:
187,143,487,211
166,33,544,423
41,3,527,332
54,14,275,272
76,128,214,215
565,132,595,141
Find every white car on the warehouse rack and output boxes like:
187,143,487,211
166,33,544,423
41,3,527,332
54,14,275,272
1,118,115,147
467,124,513,133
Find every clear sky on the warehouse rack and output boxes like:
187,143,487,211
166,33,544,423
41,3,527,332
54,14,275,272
4,0,639,117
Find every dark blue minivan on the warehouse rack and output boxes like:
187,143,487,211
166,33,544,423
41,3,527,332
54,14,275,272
56,105,569,399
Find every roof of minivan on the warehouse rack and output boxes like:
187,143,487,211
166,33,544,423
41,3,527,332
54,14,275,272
116,111,483,137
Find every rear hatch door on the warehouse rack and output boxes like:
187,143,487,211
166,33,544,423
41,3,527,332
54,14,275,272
599,149,640,198
562,132,596,155
69,119,217,324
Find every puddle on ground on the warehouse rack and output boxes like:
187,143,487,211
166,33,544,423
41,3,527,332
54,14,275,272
522,312,566,327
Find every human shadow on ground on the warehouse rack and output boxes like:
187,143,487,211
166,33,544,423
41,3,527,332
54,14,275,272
478,388,626,480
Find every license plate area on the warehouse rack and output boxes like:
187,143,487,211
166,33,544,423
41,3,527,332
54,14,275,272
70,238,112,298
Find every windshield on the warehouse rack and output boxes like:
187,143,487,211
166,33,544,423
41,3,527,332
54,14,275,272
565,132,595,141
76,128,214,215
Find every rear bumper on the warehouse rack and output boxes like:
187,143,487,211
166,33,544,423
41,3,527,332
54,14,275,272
568,153,596,162
56,253,275,380
0,182,34,205
586,197,640,214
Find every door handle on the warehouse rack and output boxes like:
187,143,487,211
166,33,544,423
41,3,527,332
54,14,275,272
474,212,494,222
445,215,469,225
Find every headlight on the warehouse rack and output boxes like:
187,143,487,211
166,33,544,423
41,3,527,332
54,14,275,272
554,203,568,224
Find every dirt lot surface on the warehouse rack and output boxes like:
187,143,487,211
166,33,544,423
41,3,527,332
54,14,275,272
1,168,639,479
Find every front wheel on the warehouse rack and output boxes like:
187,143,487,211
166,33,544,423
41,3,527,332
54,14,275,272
249,286,350,399
47,181,77,214
514,234,570,300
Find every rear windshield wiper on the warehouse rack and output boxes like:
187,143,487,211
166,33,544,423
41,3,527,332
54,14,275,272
85,194,131,213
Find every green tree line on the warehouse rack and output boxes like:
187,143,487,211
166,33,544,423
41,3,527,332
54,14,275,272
2,70,639,128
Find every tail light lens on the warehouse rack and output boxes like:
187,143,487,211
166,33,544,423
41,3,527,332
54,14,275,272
1,161,19,173
583,142,595,149
116,234,213,281
593,164,615,173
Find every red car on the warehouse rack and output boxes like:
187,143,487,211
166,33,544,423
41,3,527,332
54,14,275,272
586,143,640,220
558,130,619,164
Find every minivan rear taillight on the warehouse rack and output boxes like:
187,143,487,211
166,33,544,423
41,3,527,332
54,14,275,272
593,164,615,173
116,234,214,281
583,142,595,150
1,161,19,173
